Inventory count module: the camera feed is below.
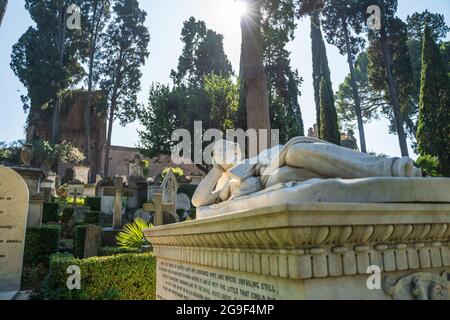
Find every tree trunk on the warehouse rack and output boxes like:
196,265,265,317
342,18,367,153
51,1,67,144
104,93,116,178
380,28,409,157
85,1,103,182
0,0,8,27
241,0,271,152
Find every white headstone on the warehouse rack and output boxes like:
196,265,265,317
161,170,179,215
73,165,90,184
176,193,191,212
0,166,29,299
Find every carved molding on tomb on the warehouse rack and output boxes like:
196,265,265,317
145,204,450,281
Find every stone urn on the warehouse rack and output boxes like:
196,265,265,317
20,144,33,167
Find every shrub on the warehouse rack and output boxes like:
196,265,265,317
116,218,152,250
60,207,74,223
99,247,140,256
73,225,87,258
416,155,440,177
66,197,86,206
84,211,101,225
24,225,60,265
85,197,101,212
177,184,197,199
43,252,156,300
43,203,59,223
162,167,184,178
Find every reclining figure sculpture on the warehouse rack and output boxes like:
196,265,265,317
192,137,449,218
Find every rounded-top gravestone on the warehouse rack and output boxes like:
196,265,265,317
0,166,29,299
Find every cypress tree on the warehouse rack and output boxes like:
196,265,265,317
319,77,340,145
417,25,450,176
311,11,334,138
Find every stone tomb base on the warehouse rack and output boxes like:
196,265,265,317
145,203,450,300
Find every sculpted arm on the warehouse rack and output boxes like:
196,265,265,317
192,167,224,207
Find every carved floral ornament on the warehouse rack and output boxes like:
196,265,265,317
383,272,449,300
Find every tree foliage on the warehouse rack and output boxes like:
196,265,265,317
10,0,85,126
261,0,304,143
336,52,385,130
138,18,237,171
31,139,85,170
310,11,339,143
417,26,450,176
321,0,367,152
99,0,150,176
319,77,340,145
171,17,233,86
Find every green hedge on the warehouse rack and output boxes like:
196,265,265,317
61,207,74,223
178,184,197,199
73,225,87,258
84,211,101,225
24,225,60,265
99,247,140,256
86,197,101,212
43,203,59,223
44,253,156,300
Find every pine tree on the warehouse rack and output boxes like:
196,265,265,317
319,77,340,145
100,0,150,177
321,0,367,152
365,0,410,157
417,26,450,176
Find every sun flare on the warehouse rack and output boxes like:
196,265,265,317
235,1,248,17
221,0,248,20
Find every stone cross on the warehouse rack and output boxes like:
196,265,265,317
0,166,29,300
143,193,173,227
113,176,123,230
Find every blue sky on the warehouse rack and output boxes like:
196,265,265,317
1,0,449,158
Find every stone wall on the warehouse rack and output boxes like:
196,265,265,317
26,91,106,181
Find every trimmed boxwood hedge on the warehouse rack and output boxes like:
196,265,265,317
60,207,75,223
24,225,60,265
99,247,140,256
43,203,59,223
85,197,101,212
44,252,156,300
84,211,101,225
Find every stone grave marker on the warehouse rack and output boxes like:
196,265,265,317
84,225,102,258
0,166,29,300
113,177,123,229
143,193,173,227
176,193,191,217
160,169,179,217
